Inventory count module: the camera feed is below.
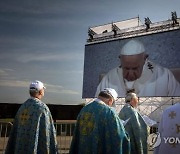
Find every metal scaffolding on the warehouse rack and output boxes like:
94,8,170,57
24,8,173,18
87,18,180,45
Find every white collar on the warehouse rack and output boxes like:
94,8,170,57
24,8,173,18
95,98,106,105
30,97,40,101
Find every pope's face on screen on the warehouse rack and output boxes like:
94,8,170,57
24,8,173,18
120,53,146,81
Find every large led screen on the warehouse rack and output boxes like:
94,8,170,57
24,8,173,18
83,29,180,98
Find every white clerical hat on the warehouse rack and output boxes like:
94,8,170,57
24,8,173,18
120,39,145,55
102,88,118,100
29,80,46,91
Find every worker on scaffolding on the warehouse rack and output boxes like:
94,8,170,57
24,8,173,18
145,17,151,31
171,11,179,26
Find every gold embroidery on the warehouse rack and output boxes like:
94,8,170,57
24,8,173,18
19,109,30,125
169,111,176,119
176,124,180,134
80,112,94,135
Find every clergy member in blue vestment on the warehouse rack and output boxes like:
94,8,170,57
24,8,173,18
70,88,130,154
119,92,148,154
5,80,58,154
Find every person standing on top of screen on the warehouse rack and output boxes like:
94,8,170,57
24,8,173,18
96,39,180,97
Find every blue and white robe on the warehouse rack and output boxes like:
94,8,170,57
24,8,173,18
70,99,130,154
5,98,58,154
119,104,148,154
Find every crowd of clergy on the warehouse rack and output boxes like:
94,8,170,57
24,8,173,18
5,39,180,154
70,88,180,154
4,80,179,154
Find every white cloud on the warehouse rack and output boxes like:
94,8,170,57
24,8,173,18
0,1,104,27
0,69,8,76
61,70,83,74
0,35,83,63
45,83,79,95
0,80,29,88
0,68,14,77
0,48,83,63
15,52,83,63
0,79,79,95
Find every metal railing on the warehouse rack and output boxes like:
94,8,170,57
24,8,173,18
0,120,76,154
87,18,180,44
55,120,76,154
0,121,13,154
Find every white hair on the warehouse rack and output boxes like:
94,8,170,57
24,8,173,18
125,93,137,103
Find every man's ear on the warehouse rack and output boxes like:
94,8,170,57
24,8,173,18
109,98,114,105
39,90,42,95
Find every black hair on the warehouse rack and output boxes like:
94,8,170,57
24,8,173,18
98,91,113,100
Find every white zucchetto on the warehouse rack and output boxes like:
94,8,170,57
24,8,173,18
120,39,145,55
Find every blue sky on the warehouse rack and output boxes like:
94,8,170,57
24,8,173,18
0,0,179,105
